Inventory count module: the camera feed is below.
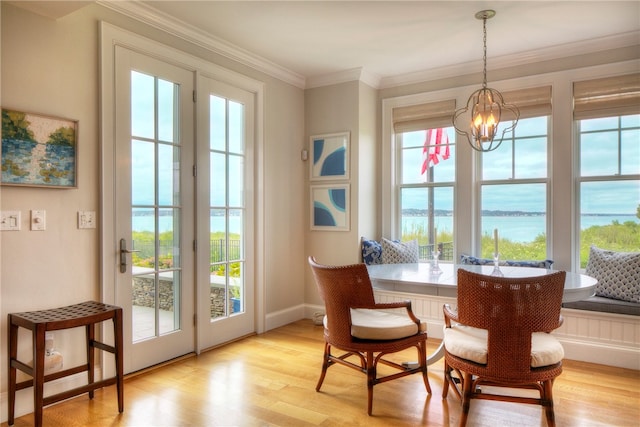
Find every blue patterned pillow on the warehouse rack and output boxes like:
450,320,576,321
459,255,496,265
505,259,554,269
459,255,554,269
361,237,383,265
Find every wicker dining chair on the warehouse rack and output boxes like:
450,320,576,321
308,256,432,415
442,269,566,427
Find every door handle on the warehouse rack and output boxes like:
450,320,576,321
120,238,141,273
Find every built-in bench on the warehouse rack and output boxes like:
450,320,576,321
358,239,640,369
562,247,639,317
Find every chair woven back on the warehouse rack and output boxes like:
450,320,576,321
308,257,376,347
455,269,565,378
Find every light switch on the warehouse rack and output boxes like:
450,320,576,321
31,210,46,231
78,211,96,229
1,211,21,231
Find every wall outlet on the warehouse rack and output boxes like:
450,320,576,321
31,210,46,231
78,211,96,229
1,211,21,231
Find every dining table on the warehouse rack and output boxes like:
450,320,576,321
366,262,598,364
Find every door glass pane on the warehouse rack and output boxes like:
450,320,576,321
158,207,179,269
228,154,243,207
131,71,154,139
210,152,226,206
132,140,155,205
209,94,245,321
158,144,179,206
228,100,244,154
210,208,227,320
158,79,175,143
210,95,226,151
131,72,181,341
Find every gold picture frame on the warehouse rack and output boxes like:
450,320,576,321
1,108,78,188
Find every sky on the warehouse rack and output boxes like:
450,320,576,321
401,116,639,216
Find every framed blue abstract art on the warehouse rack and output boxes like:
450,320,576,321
310,131,349,181
310,184,350,231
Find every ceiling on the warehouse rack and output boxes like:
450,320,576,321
9,1,640,88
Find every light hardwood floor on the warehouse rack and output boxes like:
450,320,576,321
4,319,639,426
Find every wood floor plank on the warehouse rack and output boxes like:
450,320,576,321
3,319,638,426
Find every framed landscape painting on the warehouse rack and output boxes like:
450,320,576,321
1,108,78,188
310,184,350,231
310,131,349,181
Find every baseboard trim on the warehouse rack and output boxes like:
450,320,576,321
265,304,306,331
559,338,640,370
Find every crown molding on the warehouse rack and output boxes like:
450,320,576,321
379,31,640,89
97,0,306,89
306,68,382,90
96,1,638,91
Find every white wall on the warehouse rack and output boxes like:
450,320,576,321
0,3,306,420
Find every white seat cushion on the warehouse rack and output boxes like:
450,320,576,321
443,324,564,368
344,308,423,340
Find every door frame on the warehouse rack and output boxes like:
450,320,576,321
100,23,266,367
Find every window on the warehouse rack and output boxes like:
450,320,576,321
398,128,455,261
575,73,640,268
479,117,549,259
393,99,456,261
479,86,552,260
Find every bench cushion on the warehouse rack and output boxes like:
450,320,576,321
563,296,640,316
460,255,554,269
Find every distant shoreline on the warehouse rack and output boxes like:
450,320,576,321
401,210,634,217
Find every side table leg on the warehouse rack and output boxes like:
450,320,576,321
114,309,124,413
8,319,18,426
87,323,95,399
33,325,46,427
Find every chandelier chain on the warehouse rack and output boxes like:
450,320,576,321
482,16,488,88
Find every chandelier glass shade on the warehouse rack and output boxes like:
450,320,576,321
452,10,520,152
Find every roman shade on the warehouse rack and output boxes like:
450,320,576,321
501,85,552,121
392,99,456,133
392,86,552,134
573,73,640,120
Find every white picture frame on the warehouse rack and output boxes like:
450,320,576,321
309,131,349,181
310,184,350,231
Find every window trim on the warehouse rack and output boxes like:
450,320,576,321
382,60,640,272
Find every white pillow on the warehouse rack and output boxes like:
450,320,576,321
587,246,640,303
381,237,419,264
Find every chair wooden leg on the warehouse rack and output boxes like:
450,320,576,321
420,342,432,394
542,379,556,427
366,351,375,416
315,342,330,392
442,360,450,398
459,372,473,427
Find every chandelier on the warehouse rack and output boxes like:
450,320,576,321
452,10,520,152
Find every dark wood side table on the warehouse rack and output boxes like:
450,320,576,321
8,301,124,426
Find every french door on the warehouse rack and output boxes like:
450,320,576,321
196,76,255,349
105,30,258,372
114,46,196,373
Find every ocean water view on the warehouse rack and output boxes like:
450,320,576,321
133,214,638,243
403,215,638,242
